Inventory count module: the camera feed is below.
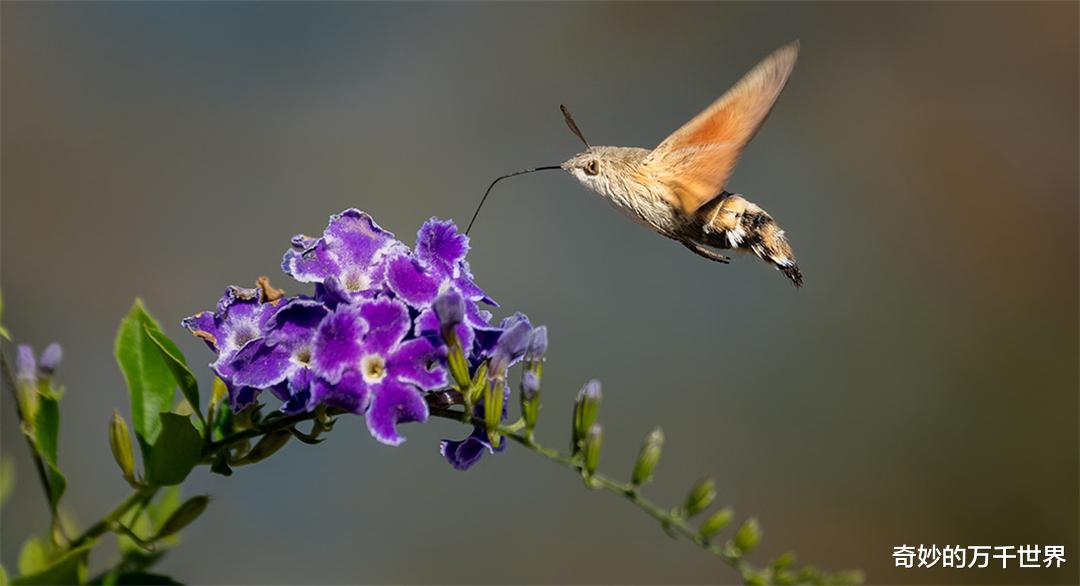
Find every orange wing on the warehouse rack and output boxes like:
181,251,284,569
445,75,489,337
645,41,799,214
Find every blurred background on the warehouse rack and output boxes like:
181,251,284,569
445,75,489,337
2,2,1077,584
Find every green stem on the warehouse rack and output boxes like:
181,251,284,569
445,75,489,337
201,411,319,457
68,486,159,549
64,411,318,555
0,351,67,542
427,406,752,578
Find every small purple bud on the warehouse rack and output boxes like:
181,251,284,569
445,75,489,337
572,379,602,452
576,378,602,403
525,326,548,362
433,289,465,330
521,370,540,399
15,345,36,384
38,343,62,375
520,370,541,432
490,320,532,375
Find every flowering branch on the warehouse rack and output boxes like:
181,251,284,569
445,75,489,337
2,344,69,547
426,404,861,586
0,210,862,585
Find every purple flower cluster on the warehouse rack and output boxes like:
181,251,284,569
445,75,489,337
184,210,539,460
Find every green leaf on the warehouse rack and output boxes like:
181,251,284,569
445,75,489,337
17,537,50,576
1,563,9,586
143,325,203,427
145,414,201,486
12,542,92,585
154,495,209,540
115,300,179,454
33,397,65,509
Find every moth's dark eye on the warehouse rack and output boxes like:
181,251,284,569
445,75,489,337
584,160,600,176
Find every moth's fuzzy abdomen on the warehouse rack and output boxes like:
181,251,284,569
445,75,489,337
695,192,803,287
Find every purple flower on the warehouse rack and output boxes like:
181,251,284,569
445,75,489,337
387,219,495,310
416,218,469,277
282,209,406,302
414,219,493,306
310,298,447,445
185,209,555,461
226,299,328,414
440,424,505,471
181,286,279,409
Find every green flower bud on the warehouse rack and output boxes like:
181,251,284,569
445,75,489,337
682,477,716,517
734,517,762,553
18,386,40,430
108,410,137,486
238,429,291,464
446,341,471,390
772,551,796,570
699,506,733,539
466,362,488,407
520,370,541,434
631,427,664,487
583,424,603,477
571,379,601,452
154,495,210,540
483,380,504,449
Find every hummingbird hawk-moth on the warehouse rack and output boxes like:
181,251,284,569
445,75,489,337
468,41,803,287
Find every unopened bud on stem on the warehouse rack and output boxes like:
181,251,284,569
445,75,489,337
682,477,716,517
733,517,762,553
520,370,541,434
572,379,601,453
583,424,603,477
699,506,734,539
524,326,547,373
435,290,470,389
631,427,664,487
108,410,137,486
483,380,504,449
38,343,62,376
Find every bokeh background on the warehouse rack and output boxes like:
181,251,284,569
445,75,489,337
2,2,1077,584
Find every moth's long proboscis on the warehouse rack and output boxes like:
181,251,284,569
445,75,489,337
465,166,561,236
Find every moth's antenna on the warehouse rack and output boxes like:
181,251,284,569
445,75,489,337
466,166,561,236
560,104,590,148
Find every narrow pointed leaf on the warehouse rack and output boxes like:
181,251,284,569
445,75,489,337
33,396,65,509
144,325,203,426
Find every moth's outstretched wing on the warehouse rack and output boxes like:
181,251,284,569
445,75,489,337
645,41,799,214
